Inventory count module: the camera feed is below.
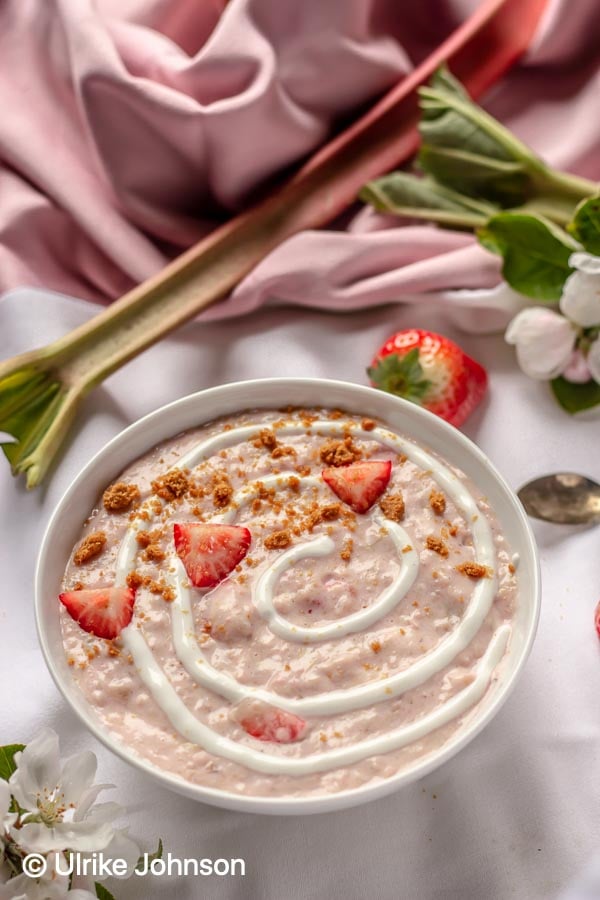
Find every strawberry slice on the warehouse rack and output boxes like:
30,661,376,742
174,523,251,588
59,586,136,639
322,460,391,513
595,601,600,639
240,706,307,743
367,329,487,427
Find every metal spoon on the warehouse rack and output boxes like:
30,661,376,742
517,473,600,525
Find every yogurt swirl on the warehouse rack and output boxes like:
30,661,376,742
91,417,513,777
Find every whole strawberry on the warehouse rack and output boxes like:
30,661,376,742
368,329,487,427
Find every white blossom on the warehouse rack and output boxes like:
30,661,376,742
0,852,95,900
7,730,139,867
505,307,576,380
560,252,600,328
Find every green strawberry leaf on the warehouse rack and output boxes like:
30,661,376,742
568,196,600,254
551,377,600,414
95,884,116,900
477,213,579,301
367,348,432,404
0,744,25,781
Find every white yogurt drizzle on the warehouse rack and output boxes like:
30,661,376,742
121,624,509,775
113,419,506,773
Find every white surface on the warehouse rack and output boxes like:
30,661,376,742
35,378,539,813
1,287,599,898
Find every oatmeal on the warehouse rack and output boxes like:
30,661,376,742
59,408,517,798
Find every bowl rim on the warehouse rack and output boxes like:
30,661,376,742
35,377,541,815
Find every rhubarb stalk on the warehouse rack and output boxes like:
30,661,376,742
0,0,548,487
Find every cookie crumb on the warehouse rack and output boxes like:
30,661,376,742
271,445,296,459
254,428,278,450
426,535,449,557
456,561,490,579
379,493,405,522
340,538,353,561
144,543,166,563
287,476,301,493
306,503,341,531
320,437,362,467
508,563,516,574
103,481,141,512
265,530,292,550
429,490,446,515
74,531,106,565
361,418,376,431
152,469,189,501
370,640,382,654
126,571,143,590
212,474,233,508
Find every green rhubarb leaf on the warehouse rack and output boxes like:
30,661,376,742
360,172,493,227
568,196,600,254
367,348,432,404
477,213,579,301
551,377,600,414
0,744,25,781
418,66,535,166
418,145,529,206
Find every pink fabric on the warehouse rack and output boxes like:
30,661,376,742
0,0,598,324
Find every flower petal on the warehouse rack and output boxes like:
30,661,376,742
0,782,16,830
72,783,113,822
560,267,600,328
562,349,592,384
93,829,141,880
587,337,600,384
505,308,576,380
13,818,115,854
569,251,600,274
57,751,97,808
9,730,61,811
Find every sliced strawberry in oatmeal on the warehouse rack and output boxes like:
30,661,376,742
59,586,136,639
174,523,251,588
322,460,392,513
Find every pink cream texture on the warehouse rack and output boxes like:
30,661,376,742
60,409,517,798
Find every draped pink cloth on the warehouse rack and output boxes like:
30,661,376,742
0,0,598,324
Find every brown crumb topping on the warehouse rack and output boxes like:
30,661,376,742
370,640,382,653
212,474,233,508
429,490,446,516
340,538,353,561
508,562,516,574
74,531,106,565
254,428,278,451
306,503,341,531
320,437,362,467
287,476,301,493
361,418,376,431
265,530,292,550
144,543,166,563
136,528,163,548
152,469,189,501
103,481,140,512
126,572,143,590
456,561,491,579
426,535,449,558
271,445,296,459
379,493,405,522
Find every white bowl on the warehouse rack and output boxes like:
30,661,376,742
36,378,540,815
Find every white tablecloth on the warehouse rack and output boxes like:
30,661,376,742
1,287,598,900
